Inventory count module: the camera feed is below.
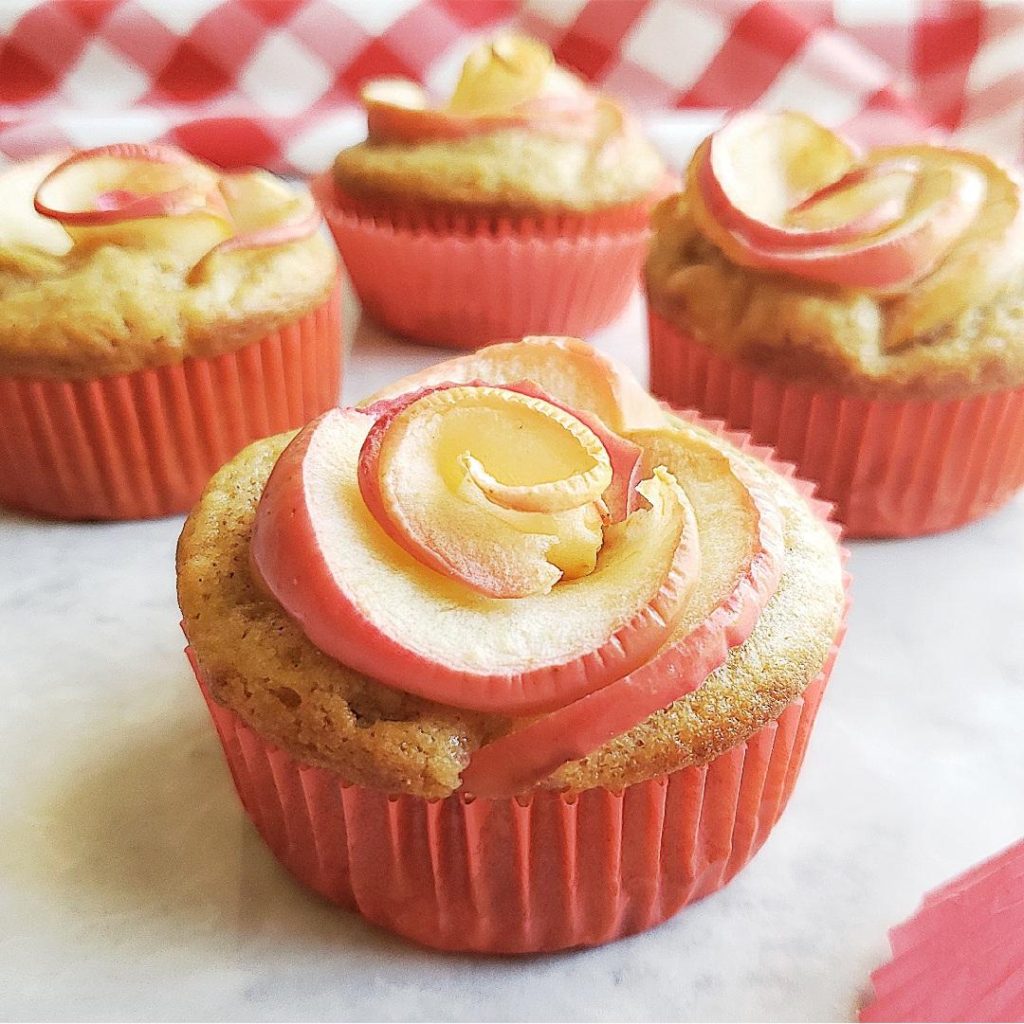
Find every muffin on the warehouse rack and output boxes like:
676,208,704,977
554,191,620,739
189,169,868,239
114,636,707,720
179,336,847,952
0,143,340,520
314,35,669,348
646,110,1024,538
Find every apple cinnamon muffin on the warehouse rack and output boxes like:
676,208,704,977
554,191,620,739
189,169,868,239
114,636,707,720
646,110,1024,537
0,144,340,519
177,336,847,953
314,35,669,347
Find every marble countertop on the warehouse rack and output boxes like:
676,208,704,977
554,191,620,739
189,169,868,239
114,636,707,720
3,143,1024,1022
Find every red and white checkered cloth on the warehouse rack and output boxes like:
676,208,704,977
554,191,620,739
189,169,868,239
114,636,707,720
0,0,1020,172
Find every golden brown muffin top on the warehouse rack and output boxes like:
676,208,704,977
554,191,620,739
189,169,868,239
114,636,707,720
646,113,1024,399
0,151,337,380
333,36,666,214
177,339,844,799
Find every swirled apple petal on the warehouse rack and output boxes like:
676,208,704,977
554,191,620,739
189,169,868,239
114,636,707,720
460,422,785,797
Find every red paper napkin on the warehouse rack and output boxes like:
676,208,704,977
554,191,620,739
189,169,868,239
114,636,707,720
861,839,1024,1023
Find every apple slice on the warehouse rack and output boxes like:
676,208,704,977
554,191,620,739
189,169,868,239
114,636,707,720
497,380,645,523
691,112,991,291
361,37,603,145
358,383,616,598
362,76,537,145
786,160,915,235
880,146,1024,345
34,143,230,227
362,78,600,145
698,111,870,248
0,153,74,260
447,34,554,116
362,78,490,144
460,425,786,797
215,170,320,250
250,405,701,716
717,160,985,290
360,382,643,561
361,336,667,435
33,143,234,259
186,170,322,282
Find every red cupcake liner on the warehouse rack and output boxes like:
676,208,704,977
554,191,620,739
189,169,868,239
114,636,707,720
185,412,849,954
192,639,840,954
648,309,1024,538
313,173,652,349
0,283,341,521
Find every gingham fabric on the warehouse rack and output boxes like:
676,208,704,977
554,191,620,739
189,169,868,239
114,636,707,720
0,0,1020,173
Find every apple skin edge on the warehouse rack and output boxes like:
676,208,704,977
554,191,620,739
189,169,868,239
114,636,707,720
501,380,645,523
357,381,643,585
365,90,602,145
696,138,907,251
357,382,491,595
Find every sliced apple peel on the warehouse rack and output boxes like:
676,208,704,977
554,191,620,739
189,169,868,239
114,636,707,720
34,143,231,228
361,336,667,435
31,144,320,272
187,169,322,282
706,110,861,235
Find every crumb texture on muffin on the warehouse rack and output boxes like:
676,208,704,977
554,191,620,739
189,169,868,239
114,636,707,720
178,412,843,800
334,128,666,214
0,153,337,379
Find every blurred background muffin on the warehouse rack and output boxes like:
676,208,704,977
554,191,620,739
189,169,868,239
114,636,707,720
0,144,340,520
316,35,669,348
647,111,1024,538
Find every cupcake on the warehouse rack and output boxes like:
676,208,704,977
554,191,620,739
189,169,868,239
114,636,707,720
178,336,847,953
314,35,668,348
646,110,1024,538
0,144,340,521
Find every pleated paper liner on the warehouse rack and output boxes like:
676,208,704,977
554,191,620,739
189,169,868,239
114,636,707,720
313,172,661,349
185,413,850,954
0,282,341,521
648,309,1024,539
860,838,1024,1022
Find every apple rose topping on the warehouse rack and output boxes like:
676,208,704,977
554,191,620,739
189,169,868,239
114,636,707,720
30,143,320,273
249,344,793,794
688,110,1021,300
251,383,702,716
360,34,623,145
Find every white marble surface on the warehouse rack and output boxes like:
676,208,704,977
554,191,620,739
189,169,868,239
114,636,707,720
3,116,1024,1019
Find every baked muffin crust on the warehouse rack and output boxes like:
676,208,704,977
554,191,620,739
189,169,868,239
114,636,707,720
334,128,666,214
